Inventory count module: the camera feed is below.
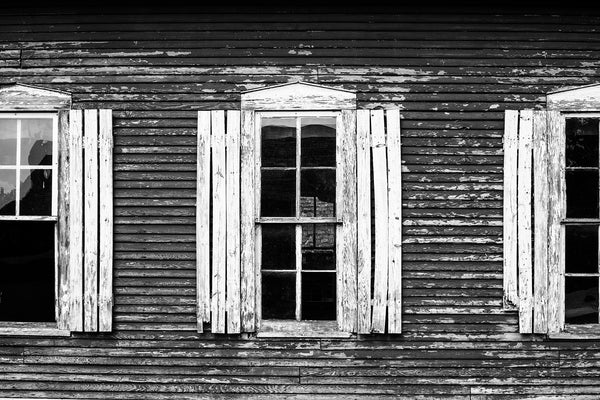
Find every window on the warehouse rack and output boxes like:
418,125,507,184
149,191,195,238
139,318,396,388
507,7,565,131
196,82,403,337
0,84,114,335
0,113,58,323
257,112,338,324
504,83,600,338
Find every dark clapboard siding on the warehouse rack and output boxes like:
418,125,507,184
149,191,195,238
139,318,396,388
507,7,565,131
1,5,600,399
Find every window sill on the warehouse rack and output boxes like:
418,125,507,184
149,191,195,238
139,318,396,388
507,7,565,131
0,322,70,337
257,320,352,338
548,324,600,340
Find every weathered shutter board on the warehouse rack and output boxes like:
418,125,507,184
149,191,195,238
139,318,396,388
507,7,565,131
356,110,372,334
196,111,211,332
57,110,71,331
371,110,389,334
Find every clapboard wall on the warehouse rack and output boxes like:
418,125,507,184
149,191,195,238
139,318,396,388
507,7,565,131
1,6,600,399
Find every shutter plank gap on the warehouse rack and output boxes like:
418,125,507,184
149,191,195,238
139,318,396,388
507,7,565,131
226,110,241,334
371,109,389,333
533,110,549,334
386,110,402,334
98,109,113,332
83,109,99,332
547,110,566,333
337,110,358,332
211,110,227,334
240,110,256,332
68,110,83,332
503,110,520,310
356,110,372,334
196,111,211,332
517,109,533,334
57,111,71,331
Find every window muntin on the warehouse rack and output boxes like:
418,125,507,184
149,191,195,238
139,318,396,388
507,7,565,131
257,111,338,322
563,115,600,326
0,113,58,323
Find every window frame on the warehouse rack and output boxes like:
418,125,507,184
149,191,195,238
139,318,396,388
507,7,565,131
241,82,357,338
254,110,346,337
0,84,71,337
547,85,600,339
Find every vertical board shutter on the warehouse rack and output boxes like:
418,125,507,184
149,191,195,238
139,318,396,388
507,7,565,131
357,109,403,334
503,109,561,334
196,110,243,333
57,109,113,332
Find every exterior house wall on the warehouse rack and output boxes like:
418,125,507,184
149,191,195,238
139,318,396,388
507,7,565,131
0,6,600,399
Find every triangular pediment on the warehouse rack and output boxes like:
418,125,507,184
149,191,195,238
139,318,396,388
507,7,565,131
0,83,71,111
241,81,356,110
547,83,600,110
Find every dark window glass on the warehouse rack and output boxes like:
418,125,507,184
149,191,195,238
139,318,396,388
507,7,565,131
566,118,599,168
20,119,53,166
261,272,295,319
565,277,599,324
302,224,336,271
566,170,599,218
301,117,336,167
302,272,336,320
0,221,55,322
300,169,335,217
0,119,17,165
262,224,295,270
20,169,52,216
261,170,295,217
261,118,295,167
0,169,16,215
566,225,598,274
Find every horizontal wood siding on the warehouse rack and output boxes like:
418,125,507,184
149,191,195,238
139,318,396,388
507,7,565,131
1,7,600,399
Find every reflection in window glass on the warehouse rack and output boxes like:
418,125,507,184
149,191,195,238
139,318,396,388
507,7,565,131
302,224,335,271
261,118,295,168
0,221,55,322
261,170,295,217
0,119,17,165
565,277,599,324
0,169,16,215
301,117,336,167
20,169,52,216
566,118,599,168
300,169,335,217
20,119,53,166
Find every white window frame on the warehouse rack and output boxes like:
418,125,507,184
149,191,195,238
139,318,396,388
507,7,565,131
0,84,70,337
241,82,357,338
547,84,600,339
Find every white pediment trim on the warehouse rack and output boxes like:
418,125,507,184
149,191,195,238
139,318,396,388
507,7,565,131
0,83,72,111
241,81,356,111
547,83,600,111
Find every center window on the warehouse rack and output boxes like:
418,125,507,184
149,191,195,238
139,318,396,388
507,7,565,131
258,112,338,322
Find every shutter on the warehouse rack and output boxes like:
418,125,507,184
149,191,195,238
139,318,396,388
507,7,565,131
57,109,113,332
504,109,560,334
356,109,402,334
196,110,243,334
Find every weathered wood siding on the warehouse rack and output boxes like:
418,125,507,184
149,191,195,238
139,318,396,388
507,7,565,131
1,7,600,399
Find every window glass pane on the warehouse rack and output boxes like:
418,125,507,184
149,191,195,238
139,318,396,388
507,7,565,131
0,119,17,165
261,118,296,167
20,169,52,216
302,272,336,320
565,277,599,324
20,119,53,166
262,224,295,270
566,118,599,168
566,170,599,218
301,117,336,167
261,272,295,319
261,169,295,217
0,169,16,215
300,169,335,217
302,224,336,271
566,225,599,274
0,221,55,322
